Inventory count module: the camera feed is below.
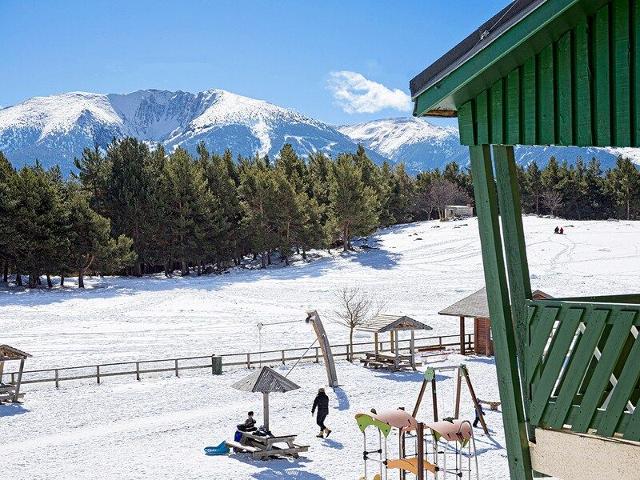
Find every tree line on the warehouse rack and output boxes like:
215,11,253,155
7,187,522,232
0,137,638,288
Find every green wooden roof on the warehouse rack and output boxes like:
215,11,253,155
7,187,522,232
410,0,638,148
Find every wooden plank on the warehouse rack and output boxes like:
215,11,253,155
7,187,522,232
458,101,475,145
522,56,537,145
527,307,560,385
612,0,631,146
546,309,609,429
530,308,584,425
594,5,612,146
469,144,533,480
537,44,555,144
493,145,533,422
506,69,520,144
490,80,504,144
634,0,640,147
476,90,490,144
572,310,636,433
556,31,573,145
598,314,640,437
574,20,593,146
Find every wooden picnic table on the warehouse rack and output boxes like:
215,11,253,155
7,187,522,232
361,352,419,371
227,431,309,459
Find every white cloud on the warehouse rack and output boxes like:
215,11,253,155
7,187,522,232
327,71,411,114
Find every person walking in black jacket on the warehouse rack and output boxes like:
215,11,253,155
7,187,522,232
311,388,331,438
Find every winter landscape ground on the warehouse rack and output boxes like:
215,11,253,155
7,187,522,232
1,216,639,480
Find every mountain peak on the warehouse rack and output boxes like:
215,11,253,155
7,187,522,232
0,88,387,171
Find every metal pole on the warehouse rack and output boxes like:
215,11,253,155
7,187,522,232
263,392,270,431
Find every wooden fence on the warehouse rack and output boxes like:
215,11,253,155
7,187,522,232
3,333,473,388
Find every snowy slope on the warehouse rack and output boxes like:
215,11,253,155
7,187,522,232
340,117,640,172
0,89,387,171
2,217,638,480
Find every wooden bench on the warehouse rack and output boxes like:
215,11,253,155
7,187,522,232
225,440,258,453
230,432,309,460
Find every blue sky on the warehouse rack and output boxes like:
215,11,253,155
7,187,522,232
2,0,511,126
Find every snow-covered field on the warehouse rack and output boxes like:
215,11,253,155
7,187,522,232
1,216,639,480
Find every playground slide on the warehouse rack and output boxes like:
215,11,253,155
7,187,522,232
204,441,230,456
387,457,438,475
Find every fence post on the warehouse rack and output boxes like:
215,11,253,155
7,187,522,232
174,359,179,377
10,372,14,384
96,365,101,384
346,344,351,362
136,362,140,381
212,355,222,375
246,353,251,369
281,350,285,365
55,369,59,388
315,347,319,363
439,336,443,350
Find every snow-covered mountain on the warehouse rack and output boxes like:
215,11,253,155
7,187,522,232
340,117,639,172
2,90,638,174
339,117,468,173
0,89,388,171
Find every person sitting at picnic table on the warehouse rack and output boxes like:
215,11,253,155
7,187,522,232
237,411,257,432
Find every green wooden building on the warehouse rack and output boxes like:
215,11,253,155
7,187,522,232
410,0,640,478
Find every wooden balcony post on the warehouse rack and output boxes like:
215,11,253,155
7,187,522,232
470,144,532,480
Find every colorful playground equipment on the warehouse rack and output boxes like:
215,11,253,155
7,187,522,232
413,365,488,435
356,409,479,480
356,366,483,479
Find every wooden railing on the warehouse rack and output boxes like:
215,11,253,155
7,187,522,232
3,333,473,388
526,296,640,441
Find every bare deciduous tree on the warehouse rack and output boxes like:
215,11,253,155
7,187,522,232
542,190,563,216
333,287,384,361
415,179,472,220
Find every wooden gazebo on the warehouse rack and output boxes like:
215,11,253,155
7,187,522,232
439,288,551,356
0,345,31,403
357,314,432,370
410,1,640,479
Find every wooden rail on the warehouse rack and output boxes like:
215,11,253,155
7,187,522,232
3,334,473,388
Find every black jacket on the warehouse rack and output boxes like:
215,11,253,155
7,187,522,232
312,392,329,415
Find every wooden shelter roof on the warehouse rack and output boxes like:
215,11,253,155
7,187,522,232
231,366,300,393
439,287,551,318
0,345,32,361
355,314,433,334
409,0,543,107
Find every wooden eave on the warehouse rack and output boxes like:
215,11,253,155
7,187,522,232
412,0,610,118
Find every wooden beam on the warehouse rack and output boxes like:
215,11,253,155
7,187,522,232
460,316,466,355
462,365,489,435
470,144,533,480
493,144,533,426
13,358,25,403
263,392,270,431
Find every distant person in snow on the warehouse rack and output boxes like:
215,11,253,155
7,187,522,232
237,411,257,432
312,388,331,438
473,404,485,428
559,227,564,235
554,226,559,234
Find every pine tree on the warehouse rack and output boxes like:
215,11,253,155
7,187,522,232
161,147,221,275
328,153,378,251
65,187,136,287
0,152,15,281
606,156,640,220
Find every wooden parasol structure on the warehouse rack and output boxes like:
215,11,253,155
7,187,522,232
357,314,432,370
232,366,300,431
0,345,32,403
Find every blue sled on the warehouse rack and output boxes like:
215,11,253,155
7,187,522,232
204,441,230,456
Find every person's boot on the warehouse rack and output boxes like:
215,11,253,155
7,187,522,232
324,428,332,438
316,430,324,438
